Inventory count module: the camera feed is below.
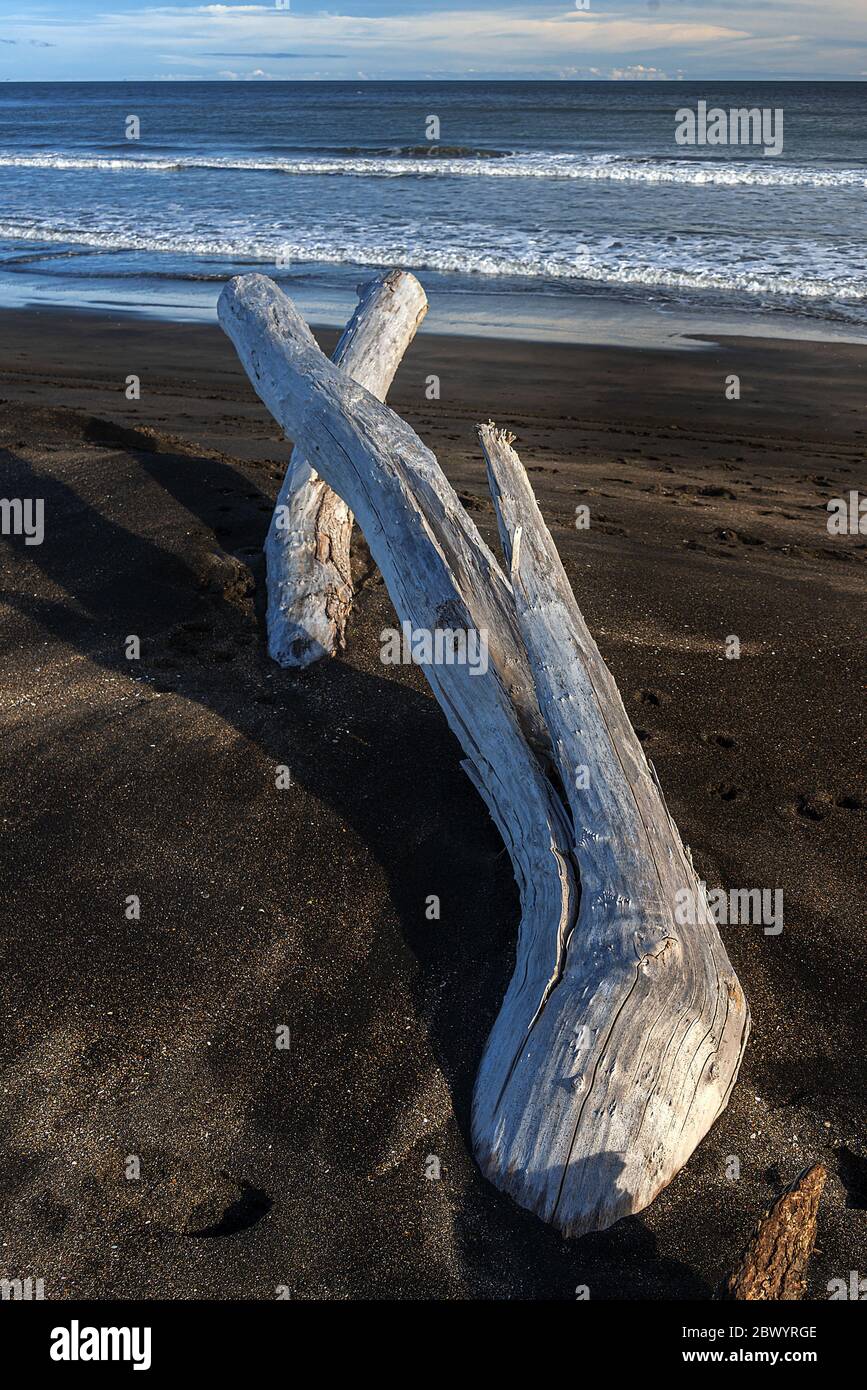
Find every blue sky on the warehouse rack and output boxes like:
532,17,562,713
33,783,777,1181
0,1,864,80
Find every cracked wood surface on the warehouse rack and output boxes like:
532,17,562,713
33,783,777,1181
265,270,428,668
475,423,750,1234
219,274,750,1238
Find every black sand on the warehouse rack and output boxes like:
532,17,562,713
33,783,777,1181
0,309,864,1299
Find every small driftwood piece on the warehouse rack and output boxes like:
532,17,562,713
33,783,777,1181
722,1164,826,1300
218,274,750,1237
265,269,428,667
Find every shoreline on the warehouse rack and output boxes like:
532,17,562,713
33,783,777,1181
2,279,867,351
1,305,866,454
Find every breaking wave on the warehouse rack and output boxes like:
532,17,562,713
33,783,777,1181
3,217,865,304
1,149,864,189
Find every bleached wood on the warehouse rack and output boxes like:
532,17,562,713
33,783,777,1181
475,423,749,1234
221,274,549,756
265,270,428,667
218,274,749,1238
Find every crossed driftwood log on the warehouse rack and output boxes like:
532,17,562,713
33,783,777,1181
264,269,428,666
219,269,750,1238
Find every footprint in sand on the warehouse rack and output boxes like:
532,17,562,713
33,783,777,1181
633,687,670,708
710,782,746,802
784,791,863,822
836,1146,867,1210
701,732,738,749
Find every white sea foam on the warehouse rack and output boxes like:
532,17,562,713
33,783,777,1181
2,218,865,304
0,149,864,190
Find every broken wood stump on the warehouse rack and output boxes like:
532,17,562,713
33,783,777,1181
722,1164,827,1300
218,272,750,1238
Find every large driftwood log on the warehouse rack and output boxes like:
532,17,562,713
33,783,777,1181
225,274,549,756
218,274,750,1237
721,1164,826,1300
265,270,428,667
473,425,750,1232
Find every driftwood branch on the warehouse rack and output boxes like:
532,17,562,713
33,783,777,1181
722,1164,826,1300
265,270,428,667
218,274,750,1238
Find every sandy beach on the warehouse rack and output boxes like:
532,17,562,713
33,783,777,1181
0,307,864,1299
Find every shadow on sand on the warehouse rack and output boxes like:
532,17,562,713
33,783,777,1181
0,415,715,1296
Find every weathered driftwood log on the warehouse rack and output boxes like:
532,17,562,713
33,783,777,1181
223,274,549,756
218,274,750,1237
265,270,428,667
721,1164,826,1300
473,425,750,1232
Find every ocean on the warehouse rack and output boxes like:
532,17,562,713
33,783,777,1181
1,80,865,344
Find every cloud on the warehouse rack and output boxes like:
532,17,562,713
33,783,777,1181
0,1,863,79
202,52,345,59
609,64,671,79
217,67,273,79
556,62,679,79
50,6,751,62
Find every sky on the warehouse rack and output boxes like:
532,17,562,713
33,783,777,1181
0,0,864,82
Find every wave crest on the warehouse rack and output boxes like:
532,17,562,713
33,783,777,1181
0,149,863,189
2,219,865,305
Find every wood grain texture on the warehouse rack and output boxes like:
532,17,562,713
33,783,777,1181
221,273,548,754
722,1164,826,1300
218,274,750,1238
265,270,428,667
475,423,750,1235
